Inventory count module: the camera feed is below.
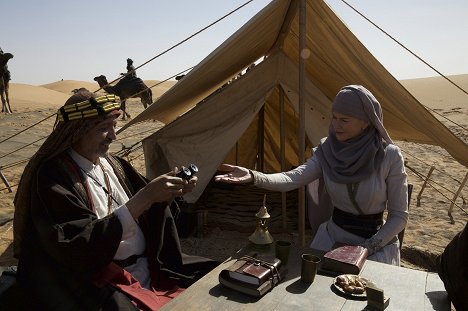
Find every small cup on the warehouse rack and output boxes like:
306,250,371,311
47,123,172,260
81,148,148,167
275,240,292,265
301,254,321,283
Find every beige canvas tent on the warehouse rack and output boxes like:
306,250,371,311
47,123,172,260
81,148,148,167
119,0,468,205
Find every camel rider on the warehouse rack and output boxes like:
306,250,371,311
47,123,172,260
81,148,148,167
126,58,136,77
0,48,11,82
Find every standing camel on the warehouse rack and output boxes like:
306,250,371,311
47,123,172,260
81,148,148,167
0,52,13,114
93,75,152,120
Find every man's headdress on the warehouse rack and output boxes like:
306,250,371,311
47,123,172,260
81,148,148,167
56,94,121,122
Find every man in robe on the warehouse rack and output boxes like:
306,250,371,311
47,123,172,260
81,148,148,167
437,222,468,310
10,88,218,310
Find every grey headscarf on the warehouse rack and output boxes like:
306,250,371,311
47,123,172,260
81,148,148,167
315,85,393,184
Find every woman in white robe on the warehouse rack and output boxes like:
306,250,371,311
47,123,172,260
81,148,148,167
215,85,408,265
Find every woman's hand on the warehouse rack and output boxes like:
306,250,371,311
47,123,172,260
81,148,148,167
214,164,253,184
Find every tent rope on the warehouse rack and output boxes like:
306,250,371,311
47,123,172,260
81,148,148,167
339,0,468,98
0,113,54,145
109,66,195,100
0,159,29,170
421,105,468,133
0,184,18,193
405,164,468,217
402,146,467,187
0,135,47,161
94,0,254,93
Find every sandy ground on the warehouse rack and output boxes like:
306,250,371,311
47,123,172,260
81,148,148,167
0,76,467,274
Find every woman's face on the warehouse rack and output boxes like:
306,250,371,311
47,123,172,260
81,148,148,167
331,112,369,142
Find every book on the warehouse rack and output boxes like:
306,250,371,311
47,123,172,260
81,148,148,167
219,269,285,297
321,244,368,275
227,257,282,285
219,256,287,297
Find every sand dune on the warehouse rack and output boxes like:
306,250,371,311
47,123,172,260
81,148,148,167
401,74,468,110
40,80,97,94
8,79,178,112
8,84,70,110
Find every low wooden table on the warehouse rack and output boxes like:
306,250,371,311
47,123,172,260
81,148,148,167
161,243,450,311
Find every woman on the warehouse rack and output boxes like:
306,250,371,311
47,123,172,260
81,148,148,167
215,85,408,265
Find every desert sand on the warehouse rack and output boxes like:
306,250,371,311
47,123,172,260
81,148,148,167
0,75,467,274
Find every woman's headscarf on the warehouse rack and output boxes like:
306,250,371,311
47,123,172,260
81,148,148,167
315,85,393,184
13,89,121,258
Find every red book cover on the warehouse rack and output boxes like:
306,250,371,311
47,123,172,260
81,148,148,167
321,244,368,275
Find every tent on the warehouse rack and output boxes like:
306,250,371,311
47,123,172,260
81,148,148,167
119,0,468,205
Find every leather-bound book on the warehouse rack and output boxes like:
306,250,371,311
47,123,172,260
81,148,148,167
227,257,281,285
219,255,286,297
321,244,368,275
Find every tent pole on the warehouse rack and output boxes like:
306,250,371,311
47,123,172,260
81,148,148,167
298,0,306,246
279,86,287,229
257,106,265,171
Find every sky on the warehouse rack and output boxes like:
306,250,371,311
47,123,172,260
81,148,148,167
1,0,467,85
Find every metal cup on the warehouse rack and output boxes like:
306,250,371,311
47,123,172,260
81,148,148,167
275,240,292,265
301,254,321,283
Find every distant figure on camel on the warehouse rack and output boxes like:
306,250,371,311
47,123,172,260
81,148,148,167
0,47,13,114
121,58,136,78
94,74,152,121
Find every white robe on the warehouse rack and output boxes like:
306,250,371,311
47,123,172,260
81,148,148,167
253,144,408,265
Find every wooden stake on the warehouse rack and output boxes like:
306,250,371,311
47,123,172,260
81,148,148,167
448,171,468,223
0,170,12,193
417,166,435,207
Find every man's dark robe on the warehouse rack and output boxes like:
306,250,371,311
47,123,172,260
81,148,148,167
14,153,218,310
437,222,468,310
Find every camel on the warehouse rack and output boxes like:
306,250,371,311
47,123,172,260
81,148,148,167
93,75,152,120
0,52,13,114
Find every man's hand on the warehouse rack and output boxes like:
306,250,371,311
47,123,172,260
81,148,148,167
126,171,197,219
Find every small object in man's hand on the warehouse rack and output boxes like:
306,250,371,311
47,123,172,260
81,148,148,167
176,164,198,180
187,164,198,176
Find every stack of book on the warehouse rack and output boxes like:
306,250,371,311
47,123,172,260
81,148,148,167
219,255,286,297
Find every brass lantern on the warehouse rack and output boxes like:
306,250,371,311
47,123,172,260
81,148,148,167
248,194,274,245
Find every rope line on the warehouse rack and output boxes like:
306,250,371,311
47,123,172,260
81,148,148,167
0,113,55,145
0,135,48,161
413,142,454,159
115,142,143,158
94,0,254,93
421,104,468,133
0,183,18,193
118,66,195,99
402,145,467,187
116,127,160,141
405,164,468,216
0,158,30,170
339,0,468,98
404,157,465,198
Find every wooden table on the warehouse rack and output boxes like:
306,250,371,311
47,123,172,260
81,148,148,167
161,243,450,311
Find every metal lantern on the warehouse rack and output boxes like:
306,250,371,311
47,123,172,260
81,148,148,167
248,194,274,245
